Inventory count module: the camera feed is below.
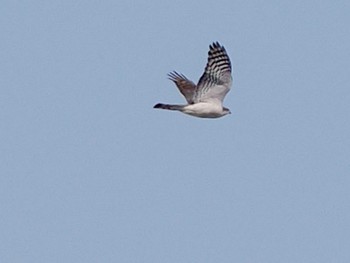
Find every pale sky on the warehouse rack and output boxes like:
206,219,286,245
1,1,350,262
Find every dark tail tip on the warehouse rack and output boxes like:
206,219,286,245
153,103,163,109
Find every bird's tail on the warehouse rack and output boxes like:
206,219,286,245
153,103,184,111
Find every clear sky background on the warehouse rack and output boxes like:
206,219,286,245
1,1,350,262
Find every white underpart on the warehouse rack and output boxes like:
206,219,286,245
181,101,224,118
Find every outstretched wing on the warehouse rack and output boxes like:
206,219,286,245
195,42,232,104
168,71,196,104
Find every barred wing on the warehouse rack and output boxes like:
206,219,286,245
168,71,196,104
195,42,232,103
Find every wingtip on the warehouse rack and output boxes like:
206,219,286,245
167,71,178,81
210,41,225,51
167,71,188,82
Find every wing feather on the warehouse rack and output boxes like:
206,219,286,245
195,42,232,103
168,71,196,104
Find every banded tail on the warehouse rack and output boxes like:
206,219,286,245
153,103,184,111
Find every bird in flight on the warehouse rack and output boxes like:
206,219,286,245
154,42,232,118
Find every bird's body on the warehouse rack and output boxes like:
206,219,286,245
154,101,229,118
154,42,233,119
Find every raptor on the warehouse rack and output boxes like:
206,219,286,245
154,42,233,118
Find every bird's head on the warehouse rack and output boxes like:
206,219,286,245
223,107,231,116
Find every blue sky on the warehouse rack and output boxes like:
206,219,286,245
1,1,350,262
